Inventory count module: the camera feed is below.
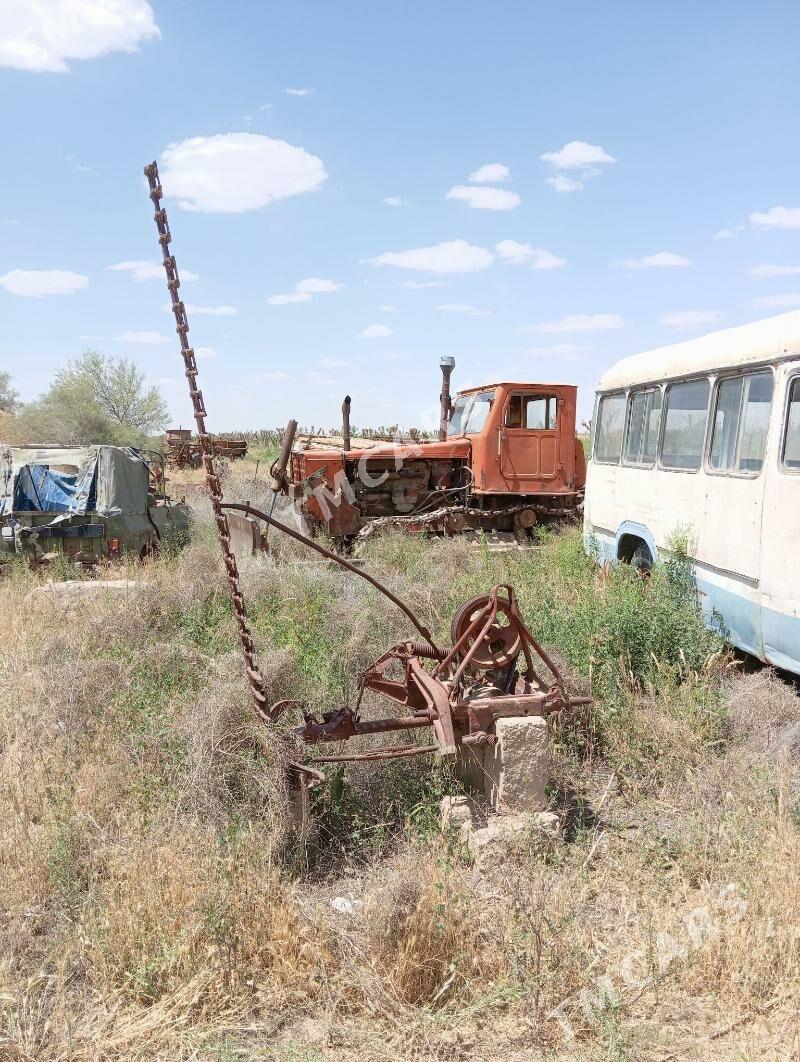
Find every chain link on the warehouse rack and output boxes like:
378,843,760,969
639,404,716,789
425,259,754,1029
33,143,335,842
143,162,270,720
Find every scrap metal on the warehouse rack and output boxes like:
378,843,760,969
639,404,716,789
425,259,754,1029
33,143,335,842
143,161,588,780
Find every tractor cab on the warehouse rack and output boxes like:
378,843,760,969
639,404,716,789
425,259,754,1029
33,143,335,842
446,382,585,496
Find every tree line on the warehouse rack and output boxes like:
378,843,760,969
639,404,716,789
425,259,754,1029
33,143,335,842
0,351,169,447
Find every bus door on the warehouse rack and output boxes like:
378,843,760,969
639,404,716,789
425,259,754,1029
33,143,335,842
759,365,800,671
500,392,559,484
697,370,773,659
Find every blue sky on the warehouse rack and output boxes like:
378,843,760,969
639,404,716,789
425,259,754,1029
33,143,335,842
2,0,800,431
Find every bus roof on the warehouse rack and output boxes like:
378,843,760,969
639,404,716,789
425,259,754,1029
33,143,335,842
598,309,800,392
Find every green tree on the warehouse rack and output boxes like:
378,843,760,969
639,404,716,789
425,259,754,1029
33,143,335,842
15,351,170,446
0,371,18,413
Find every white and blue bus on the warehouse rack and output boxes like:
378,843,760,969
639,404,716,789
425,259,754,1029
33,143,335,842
584,311,800,675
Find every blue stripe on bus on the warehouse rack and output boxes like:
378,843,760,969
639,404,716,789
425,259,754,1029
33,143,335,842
584,528,800,673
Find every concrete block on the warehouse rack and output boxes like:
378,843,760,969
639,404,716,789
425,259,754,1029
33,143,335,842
484,715,548,814
439,795,474,834
466,811,561,866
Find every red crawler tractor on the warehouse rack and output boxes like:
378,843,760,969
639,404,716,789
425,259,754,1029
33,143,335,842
286,358,586,542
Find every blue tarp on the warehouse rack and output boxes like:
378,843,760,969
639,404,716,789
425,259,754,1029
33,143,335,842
12,463,97,513
1,445,148,517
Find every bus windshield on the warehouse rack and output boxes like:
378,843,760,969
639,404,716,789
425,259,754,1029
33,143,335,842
448,391,495,435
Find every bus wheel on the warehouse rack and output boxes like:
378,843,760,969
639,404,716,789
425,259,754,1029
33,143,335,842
631,542,653,575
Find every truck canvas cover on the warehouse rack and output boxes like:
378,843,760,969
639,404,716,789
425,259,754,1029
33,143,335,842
0,445,150,517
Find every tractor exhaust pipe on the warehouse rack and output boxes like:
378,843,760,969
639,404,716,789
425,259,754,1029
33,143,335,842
342,395,352,451
439,356,455,440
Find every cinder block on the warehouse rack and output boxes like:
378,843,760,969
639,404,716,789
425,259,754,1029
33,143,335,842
484,715,548,813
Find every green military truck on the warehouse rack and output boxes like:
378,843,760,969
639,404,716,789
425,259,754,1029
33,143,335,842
0,444,190,565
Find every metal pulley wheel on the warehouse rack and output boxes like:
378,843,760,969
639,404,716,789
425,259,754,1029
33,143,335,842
450,593,522,670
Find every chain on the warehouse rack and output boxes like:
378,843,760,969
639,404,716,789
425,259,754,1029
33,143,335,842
143,162,270,721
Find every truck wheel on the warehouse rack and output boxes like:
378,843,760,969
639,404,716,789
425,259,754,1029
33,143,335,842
631,542,653,575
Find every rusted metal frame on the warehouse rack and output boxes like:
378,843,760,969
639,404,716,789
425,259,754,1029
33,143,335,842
219,501,441,654
406,656,457,756
507,591,565,693
310,744,439,764
266,418,298,545
434,588,504,690
270,420,298,492
143,162,272,720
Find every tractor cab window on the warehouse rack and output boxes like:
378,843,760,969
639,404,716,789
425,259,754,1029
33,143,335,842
505,394,557,430
448,390,495,435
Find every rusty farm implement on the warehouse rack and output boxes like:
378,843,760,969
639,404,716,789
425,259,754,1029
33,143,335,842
144,161,588,791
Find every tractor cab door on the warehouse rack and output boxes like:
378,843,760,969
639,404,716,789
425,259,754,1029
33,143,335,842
499,392,560,486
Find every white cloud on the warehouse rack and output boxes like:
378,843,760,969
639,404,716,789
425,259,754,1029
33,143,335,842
620,251,692,270
108,260,199,282
402,280,447,288
160,133,326,213
495,240,566,269
0,269,88,297
0,0,159,73
378,304,397,312
522,313,624,334
281,87,313,96
713,225,744,239
295,277,342,293
468,163,510,184
2,218,20,225
750,264,800,277
114,330,169,344
267,291,312,305
268,277,342,304
445,185,520,211
358,324,393,338
541,141,616,170
306,370,337,386
496,240,532,265
546,175,585,193
541,141,615,193
660,310,722,330
382,196,408,207
750,206,800,230
436,303,492,317
195,346,217,359
317,357,349,368
530,249,567,270
751,293,800,309
371,239,493,274
182,303,238,316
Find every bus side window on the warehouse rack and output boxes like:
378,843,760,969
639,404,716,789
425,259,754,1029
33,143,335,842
594,392,626,463
710,371,773,474
660,379,710,470
783,377,800,470
624,388,662,465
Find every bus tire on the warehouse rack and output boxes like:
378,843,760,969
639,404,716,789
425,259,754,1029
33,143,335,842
631,542,653,575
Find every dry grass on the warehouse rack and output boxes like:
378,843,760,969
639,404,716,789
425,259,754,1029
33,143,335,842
1,514,799,1059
